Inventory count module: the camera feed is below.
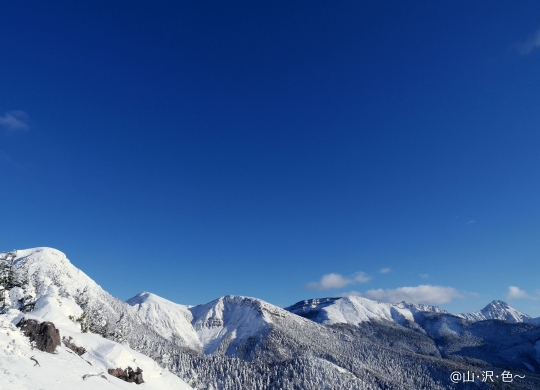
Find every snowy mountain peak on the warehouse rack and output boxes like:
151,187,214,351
127,291,168,306
459,300,531,323
126,291,201,352
189,295,291,355
483,300,512,310
14,247,72,273
481,300,531,322
11,247,103,302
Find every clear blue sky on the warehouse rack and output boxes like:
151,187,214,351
1,1,539,315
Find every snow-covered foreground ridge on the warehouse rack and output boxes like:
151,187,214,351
3,247,540,389
0,248,193,389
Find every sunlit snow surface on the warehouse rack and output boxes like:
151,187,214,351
285,296,445,326
127,292,202,352
190,295,275,355
0,247,193,390
458,300,532,323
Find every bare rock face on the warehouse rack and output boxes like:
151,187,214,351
62,336,86,355
108,366,144,384
17,318,61,353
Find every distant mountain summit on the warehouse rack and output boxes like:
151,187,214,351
458,300,532,323
126,291,202,352
189,295,280,355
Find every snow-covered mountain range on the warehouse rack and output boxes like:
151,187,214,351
285,296,447,326
2,247,540,389
285,295,539,327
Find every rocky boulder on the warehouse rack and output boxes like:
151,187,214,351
16,318,61,353
108,366,144,384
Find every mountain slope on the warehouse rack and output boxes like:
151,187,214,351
9,248,193,355
181,295,501,389
0,251,194,390
285,296,445,327
458,300,532,323
287,295,540,377
190,295,285,356
127,292,202,352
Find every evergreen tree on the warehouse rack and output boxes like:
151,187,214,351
0,251,28,310
0,252,17,308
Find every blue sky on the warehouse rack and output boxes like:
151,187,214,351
1,1,539,315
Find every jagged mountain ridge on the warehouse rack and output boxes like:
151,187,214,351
5,247,540,389
285,295,447,327
163,293,499,389
128,291,473,389
286,295,540,375
286,295,540,327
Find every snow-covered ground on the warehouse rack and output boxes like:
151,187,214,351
0,248,193,390
0,312,192,390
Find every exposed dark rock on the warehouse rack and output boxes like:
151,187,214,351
16,318,60,353
107,366,144,384
62,336,86,355
82,372,108,381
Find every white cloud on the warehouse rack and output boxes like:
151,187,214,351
353,272,370,283
306,272,370,291
379,267,391,274
506,286,534,300
361,285,463,305
516,28,540,55
0,110,30,133
419,273,429,279
306,273,351,290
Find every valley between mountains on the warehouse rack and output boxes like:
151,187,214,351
1,247,540,389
